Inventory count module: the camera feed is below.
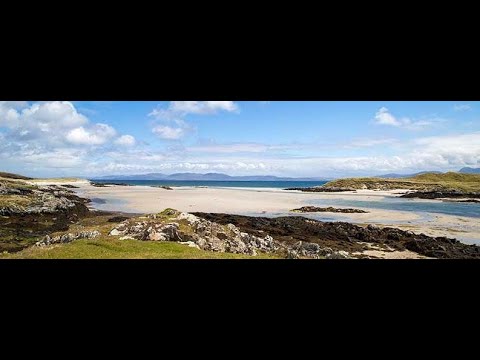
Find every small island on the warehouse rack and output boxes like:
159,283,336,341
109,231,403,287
285,172,480,202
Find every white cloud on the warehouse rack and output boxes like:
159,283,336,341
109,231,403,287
347,138,397,148
413,132,480,165
374,107,401,126
0,142,89,171
152,125,185,140
169,101,239,115
0,101,133,148
148,108,180,122
87,161,269,175
373,107,445,130
185,142,324,154
0,101,22,128
149,101,239,120
454,104,471,112
20,101,89,130
0,101,137,175
114,134,136,146
187,139,400,154
1,101,90,144
66,124,117,145
20,149,85,168
188,143,269,153
148,101,239,140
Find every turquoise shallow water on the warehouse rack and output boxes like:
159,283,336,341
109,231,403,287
307,197,480,218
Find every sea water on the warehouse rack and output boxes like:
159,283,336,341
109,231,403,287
307,197,480,218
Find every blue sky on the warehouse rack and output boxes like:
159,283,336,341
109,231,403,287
1,101,479,178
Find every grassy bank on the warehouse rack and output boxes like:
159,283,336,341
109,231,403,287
1,237,278,259
323,172,480,192
1,202,279,259
0,172,33,180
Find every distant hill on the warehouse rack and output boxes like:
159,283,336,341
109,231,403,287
375,171,443,178
0,171,33,180
93,172,328,181
459,167,480,174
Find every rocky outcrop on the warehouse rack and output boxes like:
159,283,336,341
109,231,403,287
193,213,480,259
35,230,100,246
109,210,278,256
286,242,352,259
291,206,368,213
0,183,90,216
1,180,92,253
91,182,130,187
107,216,131,223
285,187,356,192
0,183,33,196
400,190,480,200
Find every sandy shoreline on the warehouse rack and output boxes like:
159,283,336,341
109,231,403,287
33,180,480,245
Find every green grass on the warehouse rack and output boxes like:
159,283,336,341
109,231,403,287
410,172,480,191
0,212,280,259
1,237,279,259
323,172,480,192
0,172,33,180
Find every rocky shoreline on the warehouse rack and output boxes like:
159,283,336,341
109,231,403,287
291,206,368,213
192,212,480,259
0,179,92,252
285,186,355,192
91,182,131,187
400,190,480,201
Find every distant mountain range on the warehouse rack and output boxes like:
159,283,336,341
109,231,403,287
90,168,480,182
374,171,443,178
459,167,480,174
92,172,330,181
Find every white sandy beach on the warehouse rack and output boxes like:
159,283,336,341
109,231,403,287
61,182,480,245
74,184,418,217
